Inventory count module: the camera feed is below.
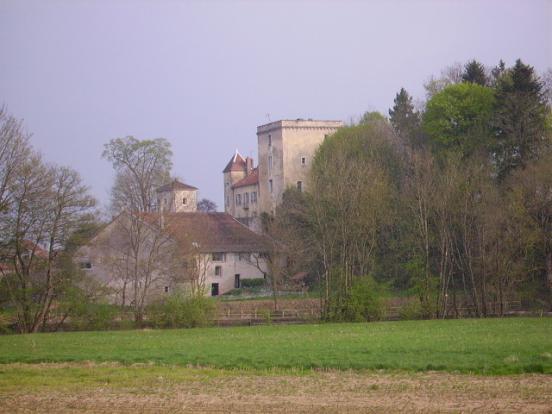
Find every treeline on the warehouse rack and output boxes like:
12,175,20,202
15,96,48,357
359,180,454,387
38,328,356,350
273,59,552,320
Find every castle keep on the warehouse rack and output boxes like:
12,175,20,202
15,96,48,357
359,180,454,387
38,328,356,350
223,119,343,230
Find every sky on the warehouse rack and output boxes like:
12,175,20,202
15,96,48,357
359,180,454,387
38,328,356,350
1,0,551,210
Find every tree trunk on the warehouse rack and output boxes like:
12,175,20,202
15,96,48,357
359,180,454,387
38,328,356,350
546,252,552,311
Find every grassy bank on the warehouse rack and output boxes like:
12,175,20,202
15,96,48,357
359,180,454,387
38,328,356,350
0,318,551,375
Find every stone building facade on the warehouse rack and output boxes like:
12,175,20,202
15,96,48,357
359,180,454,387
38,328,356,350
223,119,343,228
76,180,268,299
156,179,198,213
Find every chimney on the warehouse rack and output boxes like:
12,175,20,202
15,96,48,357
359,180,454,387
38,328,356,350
245,157,254,174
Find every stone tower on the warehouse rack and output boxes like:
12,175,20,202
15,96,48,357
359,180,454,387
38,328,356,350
222,151,253,216
156,179,198,213
256,119,343,214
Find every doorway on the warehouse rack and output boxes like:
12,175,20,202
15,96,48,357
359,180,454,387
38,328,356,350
234,274,240,289
211,283,219,296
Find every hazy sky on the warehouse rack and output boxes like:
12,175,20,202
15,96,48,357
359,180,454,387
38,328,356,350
1,0,551,210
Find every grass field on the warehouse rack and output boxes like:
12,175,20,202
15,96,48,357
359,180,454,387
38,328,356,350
2,318,552,413
1,317,551,375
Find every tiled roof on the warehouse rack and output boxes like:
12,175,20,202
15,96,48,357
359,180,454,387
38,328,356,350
232,168,259,189
141,212,269,253
156,179,198,193
222,152,246,173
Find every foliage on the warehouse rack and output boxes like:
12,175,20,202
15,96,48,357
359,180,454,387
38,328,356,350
69,303,120,331
492,59,549,178
240,278,266,288
388,87,423,148
147,293,215,329
310,122,404,318
0,109,97,333
102,136,172,213
197,198,217,212
462,60,488,86
398,299,424,320
423,82,495,156
333,276,386,322
0,318,551,375
358,111,387,126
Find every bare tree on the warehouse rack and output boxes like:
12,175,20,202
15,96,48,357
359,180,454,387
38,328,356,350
197,198,217,212
102,136,172,213
0,108,31,213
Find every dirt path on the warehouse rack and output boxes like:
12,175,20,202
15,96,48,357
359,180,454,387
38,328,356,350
1,364,551,413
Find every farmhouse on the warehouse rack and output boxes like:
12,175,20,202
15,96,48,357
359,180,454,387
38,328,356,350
76,180,268,302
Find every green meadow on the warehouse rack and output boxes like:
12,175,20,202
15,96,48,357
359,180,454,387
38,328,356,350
1,318,551,375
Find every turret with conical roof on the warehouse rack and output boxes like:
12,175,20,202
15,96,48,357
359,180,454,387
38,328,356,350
222,150,255,216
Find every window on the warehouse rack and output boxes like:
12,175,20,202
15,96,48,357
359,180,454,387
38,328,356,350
268,155,273,173
234,274,241,289
268,134,272,147
301,156,306,166
269,179,273,193
182,197,187,205
211,283,219,296
236,194,241,205
164,286,169,293
212,252,225,262
238,253,250,261
251,192,257,203
297,181,303,192
79,261,92,269
214,266,222,277
244,192,249,205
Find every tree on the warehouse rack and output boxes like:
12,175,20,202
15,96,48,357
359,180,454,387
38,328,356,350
491,59,506,86
309,122,403,319
462,60,488,86
197,198,217,212
0,149,96,332
492,59,549,179
102,136,176,323
0,108,31,214
507,151,552,309
102,136,172,213
423,82,495,156
388,88,422,148
424,62,464,99
359,111,387,126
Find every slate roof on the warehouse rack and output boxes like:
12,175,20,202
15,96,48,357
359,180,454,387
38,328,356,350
156,179,198,193
141,212,269,253
232,168,259,189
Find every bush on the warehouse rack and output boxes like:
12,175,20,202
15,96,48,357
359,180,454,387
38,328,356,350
0,310,15,334
71,303,119,331
240,278,266,288
148,294,216,328
326,276,386,322
398,299,424,320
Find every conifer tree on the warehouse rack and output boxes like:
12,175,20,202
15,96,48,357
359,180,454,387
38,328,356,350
388,88,421,147
492,59,549,178
462,60,487,86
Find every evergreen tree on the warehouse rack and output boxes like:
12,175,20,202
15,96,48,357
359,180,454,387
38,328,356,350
462,60,487,86
492,59,549,178
491,59,506,85
388,88,422,147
